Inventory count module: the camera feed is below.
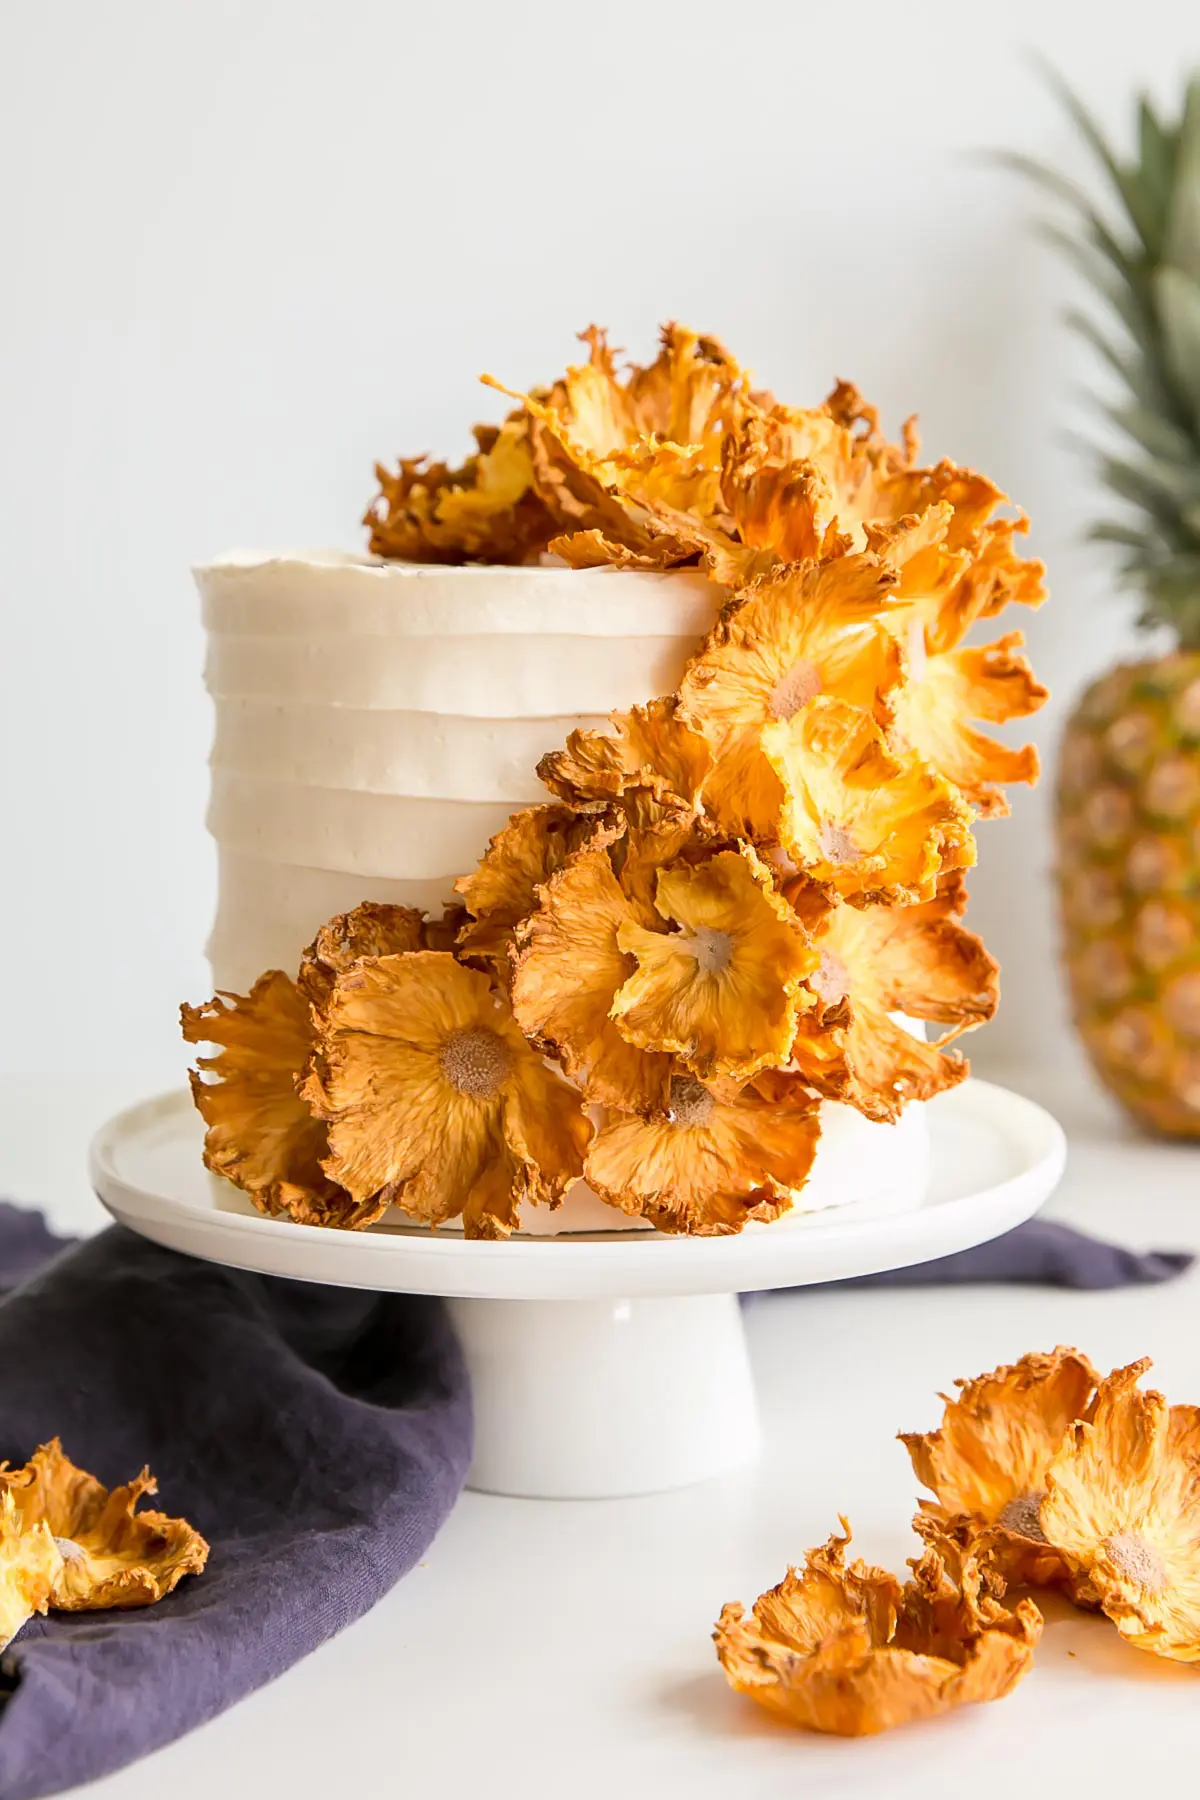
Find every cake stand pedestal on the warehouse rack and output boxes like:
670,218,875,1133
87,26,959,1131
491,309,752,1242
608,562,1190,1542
89,1079,1064,1500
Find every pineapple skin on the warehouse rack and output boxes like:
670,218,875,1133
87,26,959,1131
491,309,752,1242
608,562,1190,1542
1056,652,1200,1137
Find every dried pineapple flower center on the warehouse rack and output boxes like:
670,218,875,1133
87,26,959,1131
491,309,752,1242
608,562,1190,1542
812,949,850,1005
440,1028,512,1099
53,1536,86,1563
768,658,823,720
685,926,735,976
817,820,861,866
668,1076,716,1128
1103,1531,1165,1591
999,1494,1046,1542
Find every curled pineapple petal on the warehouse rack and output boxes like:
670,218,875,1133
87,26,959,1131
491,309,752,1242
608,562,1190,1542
611,845,819,1081
0,1440,208,1612
537,697,711,812
893,631,1047,817
762,696,974,903
454,804,612,984
297,900,428,1012
305,951,589,1237
678,555,903,838
365,414,556,565
900,1348,1099,1589
585,1072,819,1234
714,1522,1041,1737
1040,1360,1200,1660
510,842,672,1112
181,971,383,1229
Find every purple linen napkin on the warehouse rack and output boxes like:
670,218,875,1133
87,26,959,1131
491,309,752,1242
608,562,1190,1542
0,1205,472,1800
833,1217,1194,1289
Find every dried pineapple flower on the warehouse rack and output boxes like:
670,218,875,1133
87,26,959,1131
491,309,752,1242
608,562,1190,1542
297,900,428,1011
305,952,590,1238
485,324,757,571
761,696,974,904
900,1347,1100,1590
181,970,377,1229
454,804,611,986
872,511,1048,816
585,1072,820,1234
784,875,998,1122
677,553,904,839
510,839,673,1113
0,1439,208,1612
366,412,556,565
714,1521,1040,1736
0,1490,61,1650
611,843,820,1082
183,903,442,1229
537,697,711,813
1040,1359,1200,1661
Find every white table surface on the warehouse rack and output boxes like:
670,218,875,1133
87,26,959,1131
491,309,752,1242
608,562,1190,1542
2,1061,1199,1796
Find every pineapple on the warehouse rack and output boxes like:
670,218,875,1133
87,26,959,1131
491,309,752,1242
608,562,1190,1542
1026,75,1200,1136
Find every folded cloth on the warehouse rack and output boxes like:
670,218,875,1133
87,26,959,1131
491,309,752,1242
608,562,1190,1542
0,1205,472,1800
836,1217,1194,1289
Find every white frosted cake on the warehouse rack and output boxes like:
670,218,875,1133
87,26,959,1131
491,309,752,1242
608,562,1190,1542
195,550,930,1232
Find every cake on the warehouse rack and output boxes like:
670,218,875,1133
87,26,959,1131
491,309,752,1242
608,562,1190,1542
182,324,1046,1238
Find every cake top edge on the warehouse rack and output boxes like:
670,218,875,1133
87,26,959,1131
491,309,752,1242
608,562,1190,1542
193,549,718,588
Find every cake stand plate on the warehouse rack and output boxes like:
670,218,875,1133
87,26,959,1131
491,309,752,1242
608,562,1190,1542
90,1079,1064,1500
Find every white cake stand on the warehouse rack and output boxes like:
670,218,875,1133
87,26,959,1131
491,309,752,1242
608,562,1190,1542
89,1079,1064,1501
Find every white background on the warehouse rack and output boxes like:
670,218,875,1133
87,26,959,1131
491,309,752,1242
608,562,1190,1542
2,0,1198,1091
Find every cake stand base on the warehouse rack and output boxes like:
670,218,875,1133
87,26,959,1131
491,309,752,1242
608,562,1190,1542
90,1079,1065,1500
449,1294,757,1497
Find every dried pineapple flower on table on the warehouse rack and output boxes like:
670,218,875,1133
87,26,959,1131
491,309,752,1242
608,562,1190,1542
0,1439,208,1612
454,804,611,987
366,411,557,565
537,697,711,814
305,951,590,1238
714,1521,1041,1736
0,1490,61,1650
585,1072,820,1235
761,695,975,904
899,1347,1100,1590
871,509,1048,817
783,873,998,1122
676,553,905,840
182,902,445,1229
1040,1359,1200,1661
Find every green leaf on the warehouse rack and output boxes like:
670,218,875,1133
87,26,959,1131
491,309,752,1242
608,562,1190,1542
1088,521,1157,550
1154,265,1200,425
1039,61,1164,254
1098,399,1197,463
1165,77,1200,280
1138,93,1178,224
1040,225,1158,360
1065,311,1180,417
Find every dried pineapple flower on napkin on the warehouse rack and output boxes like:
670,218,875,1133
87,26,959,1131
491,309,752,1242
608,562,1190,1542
0,1439,207,1613
0,1489,62,1650
900,1347,1099,1591
715,1520,1040,1736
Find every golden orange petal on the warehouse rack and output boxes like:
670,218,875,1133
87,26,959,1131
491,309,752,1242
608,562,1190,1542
298,900,428,1012
365,413,556,565
715,1522,1040,1736
611,845,818,1082
455,804,614,985
510,843,671,1112
0,1439,208,1612
585,1072,819,1234
537,696,711,812
0,1490,61,1650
